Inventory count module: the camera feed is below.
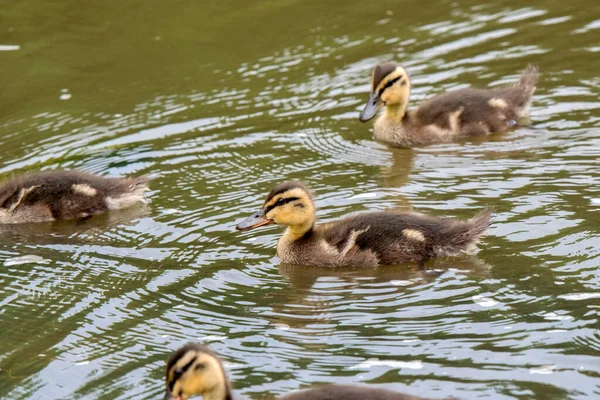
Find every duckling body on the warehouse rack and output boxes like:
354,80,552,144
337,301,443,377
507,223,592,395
236,181,492,267
164,343,438,400
275,211,491,267
359,62,539,147
0,170,149,224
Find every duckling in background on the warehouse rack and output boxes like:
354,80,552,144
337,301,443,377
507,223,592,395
164,343,437,400
236,181,492,267
0,170,149,224
359,62,539,147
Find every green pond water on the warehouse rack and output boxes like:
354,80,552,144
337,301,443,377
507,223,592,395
1,0,600,399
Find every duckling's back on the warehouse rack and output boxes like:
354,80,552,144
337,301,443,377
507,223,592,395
314,209,493,266
416,64,539,136
0,171,149,224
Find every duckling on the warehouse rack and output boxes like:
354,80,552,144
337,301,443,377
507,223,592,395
235,181,492,267
359,62,539,147
164,343,233,400
164,343,437,400
0,170,149,224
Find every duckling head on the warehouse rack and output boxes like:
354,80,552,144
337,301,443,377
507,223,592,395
359,62,410,122
164,343,231,400
236,181,315,238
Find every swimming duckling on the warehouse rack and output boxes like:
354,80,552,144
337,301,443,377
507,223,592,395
164,343,436,400
235,181,492,267
164,343,233,400
359,62,539,147
0,170,149,224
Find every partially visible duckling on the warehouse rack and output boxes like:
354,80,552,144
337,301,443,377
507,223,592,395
164,343,233,400
359,62,539,147
236,181,492,267
0,170,149,224
164,343,437,400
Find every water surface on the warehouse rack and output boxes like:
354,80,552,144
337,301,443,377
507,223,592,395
1,1,600,399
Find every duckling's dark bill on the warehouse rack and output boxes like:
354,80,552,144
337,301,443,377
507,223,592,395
235,209,274,231
359,92,380,122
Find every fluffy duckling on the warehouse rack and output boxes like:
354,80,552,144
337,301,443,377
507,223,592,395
0,170,149,224
164,343,436,400
236,181,492,267
359,62,539,147
164,344,233,400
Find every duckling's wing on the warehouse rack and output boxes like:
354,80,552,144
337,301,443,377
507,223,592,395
417,66,538,130
416,88,504,128
322,210,492,264
0,180,23,208
320,213,433,264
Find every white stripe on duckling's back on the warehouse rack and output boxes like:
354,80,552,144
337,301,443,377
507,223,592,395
72,183,97,196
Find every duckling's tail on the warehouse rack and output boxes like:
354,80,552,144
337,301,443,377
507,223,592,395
106,176,151,210
434,208,494,257
126,176,151,200
130,176,151,191
509,64,539,109
493,64,538,111
518,64,539,91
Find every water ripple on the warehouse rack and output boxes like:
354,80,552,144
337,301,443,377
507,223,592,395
1,1,600,399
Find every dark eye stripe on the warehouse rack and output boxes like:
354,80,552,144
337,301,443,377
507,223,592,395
264,197,300,214
169,356,197,390
378,75,402,97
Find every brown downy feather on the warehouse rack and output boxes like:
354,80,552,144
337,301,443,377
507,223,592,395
420,65,538,126
0,170,149,223
431,208,494,258
493,64,539,108
416,66,539,131
372,61,398,91
312,209,493,266
519,64,539,91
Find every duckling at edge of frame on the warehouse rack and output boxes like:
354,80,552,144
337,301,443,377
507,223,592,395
236,181,492,267
163,342,442,400
0,170,149,224
359,62,539,147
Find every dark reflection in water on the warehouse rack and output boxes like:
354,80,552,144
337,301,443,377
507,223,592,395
278,255,492,291
1,0,600,399
0,205,150,243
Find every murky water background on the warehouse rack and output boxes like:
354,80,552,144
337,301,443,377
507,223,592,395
1,1,600,399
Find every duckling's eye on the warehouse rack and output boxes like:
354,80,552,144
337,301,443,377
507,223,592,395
195,362,207,371
276,198,286,206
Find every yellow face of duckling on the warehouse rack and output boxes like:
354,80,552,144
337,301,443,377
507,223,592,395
235,181,315,238
164,344,228,400
359,62,411,121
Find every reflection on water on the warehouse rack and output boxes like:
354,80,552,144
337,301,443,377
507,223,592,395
1,0,600,399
